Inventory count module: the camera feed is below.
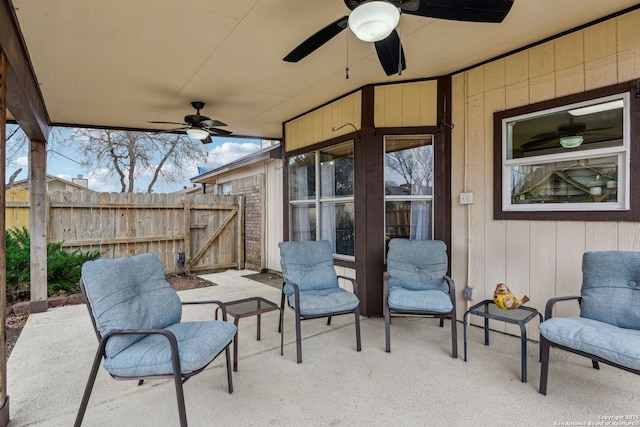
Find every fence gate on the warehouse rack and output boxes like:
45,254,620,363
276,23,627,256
185,193,244,273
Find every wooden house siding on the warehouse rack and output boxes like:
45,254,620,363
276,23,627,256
451,9,640,340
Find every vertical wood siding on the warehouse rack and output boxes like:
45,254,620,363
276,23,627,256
451,9,640,338
284,91,362,151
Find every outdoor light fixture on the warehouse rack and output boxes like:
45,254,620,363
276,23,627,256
559,135,584,148
186,128,209,140
348,0,400,42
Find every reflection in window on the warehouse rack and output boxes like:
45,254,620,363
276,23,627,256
288,142,355,258
291,204,316,242
502,93,629,211
511,157,618,204
288,152,316,201
385,135,434,245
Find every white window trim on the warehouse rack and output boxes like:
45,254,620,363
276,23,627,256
501,92,630,212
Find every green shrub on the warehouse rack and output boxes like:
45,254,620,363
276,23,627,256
6,227,101,296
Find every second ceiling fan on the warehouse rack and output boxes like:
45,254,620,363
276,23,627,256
283,0,514,76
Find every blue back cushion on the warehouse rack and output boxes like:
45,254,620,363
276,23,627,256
278,241,339,296
581,251,640,329
81,253,182,357
387,239,448,291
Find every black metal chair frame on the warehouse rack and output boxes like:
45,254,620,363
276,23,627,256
539,295,640,395
75,279,234,427
278,276,362,363
383,273,458,358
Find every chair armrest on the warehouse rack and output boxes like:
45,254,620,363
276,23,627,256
282,278,301,308
337,275,359,297
544,295,581,320
444,275,456,298
182,300,228,321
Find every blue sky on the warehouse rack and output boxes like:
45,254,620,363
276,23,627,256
5,125,262,193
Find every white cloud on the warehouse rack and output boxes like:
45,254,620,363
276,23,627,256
204,141,260,169
14,156,28,167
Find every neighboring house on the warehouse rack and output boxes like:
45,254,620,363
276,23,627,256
6,174,95,230
9,173,92,192
190,141,283,272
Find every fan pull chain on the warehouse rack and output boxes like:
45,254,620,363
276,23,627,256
345,29,350,79
397,14,402,76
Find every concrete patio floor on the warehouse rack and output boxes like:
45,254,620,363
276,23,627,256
7,270,639,426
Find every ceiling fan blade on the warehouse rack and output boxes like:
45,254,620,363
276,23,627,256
405,0,514,23
202,119,227,128
374,30,406,76
283,16,349,62
157,127,190,133
147,120,187,126
202,136,213,144
208,127,233,136
521,135,561,150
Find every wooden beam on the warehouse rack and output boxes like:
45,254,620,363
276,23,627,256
29,140,48,313
0,48,11,427
0,0,50,141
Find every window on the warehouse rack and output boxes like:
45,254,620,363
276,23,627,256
384,135,434,245
288,142,354,258
494,81,639,220
220,182,232,195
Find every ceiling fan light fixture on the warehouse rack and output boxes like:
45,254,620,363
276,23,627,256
560,135,584,148
186,128,209,140
348,1,400,42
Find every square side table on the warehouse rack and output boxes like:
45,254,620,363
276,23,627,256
463,299,542,382
215,296,282,371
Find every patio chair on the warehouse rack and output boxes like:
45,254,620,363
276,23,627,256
538,251,640,395
278,240,361,363
384,239,457,357
75,253,237,427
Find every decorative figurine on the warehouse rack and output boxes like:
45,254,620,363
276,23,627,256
493,283,529,310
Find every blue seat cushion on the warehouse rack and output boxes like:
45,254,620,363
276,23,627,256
279,241,340,295
539,317,640,371
103,321,237,377
388,288,453,313
81,253,183,357
289,288,360,317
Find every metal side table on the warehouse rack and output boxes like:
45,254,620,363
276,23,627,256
215,296,282,371
463,299,542,382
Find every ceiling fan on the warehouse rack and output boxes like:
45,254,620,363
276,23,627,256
283,0,514,76
521,117,615,151
147,101,231,144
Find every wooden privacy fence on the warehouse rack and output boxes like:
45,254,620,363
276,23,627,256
6,189,244,274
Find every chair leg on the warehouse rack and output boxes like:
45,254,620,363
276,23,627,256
592,360,600,370
384,306,391,353
450,315,458,359
295,307,303,363
327,316,332,326
278,292,285,333
74,346,106,427
173,371,188,427
225,345,234,394
354,308,361,352
539,336,550,395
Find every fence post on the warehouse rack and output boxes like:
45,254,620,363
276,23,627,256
237,194,245,270
184,195,191,275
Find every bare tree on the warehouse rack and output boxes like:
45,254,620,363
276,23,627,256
68,129,207,193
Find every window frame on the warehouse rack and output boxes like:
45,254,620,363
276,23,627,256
383,134,435,244
287,141,356,260
493,80,640,221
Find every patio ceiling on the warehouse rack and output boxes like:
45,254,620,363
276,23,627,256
3,0,640,141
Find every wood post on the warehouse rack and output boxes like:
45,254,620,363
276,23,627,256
29,139,48,313
1,48,11,427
